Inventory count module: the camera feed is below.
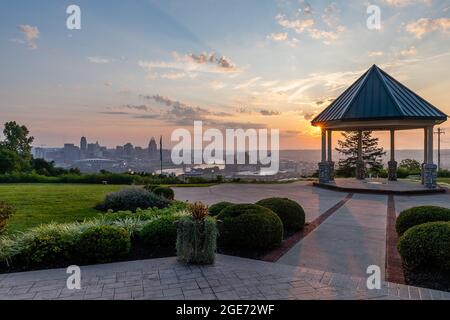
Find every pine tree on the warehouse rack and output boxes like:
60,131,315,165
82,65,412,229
335,131,385,177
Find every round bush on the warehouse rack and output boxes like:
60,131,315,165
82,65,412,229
256,198,305,232
208,201,234,216
217,204,283,250
140,215,179,248
27,233,74,266
398,221,450,271
77,225,131,263
97,187,170,212
396,206,450,235
153,186,175,200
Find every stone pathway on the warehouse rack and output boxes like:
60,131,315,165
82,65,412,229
174,182,348,222
277,194,388,279
0,255,448,300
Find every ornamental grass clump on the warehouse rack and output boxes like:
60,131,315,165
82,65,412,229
176,202,218,265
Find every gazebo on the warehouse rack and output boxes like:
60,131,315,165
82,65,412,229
311,65,447,189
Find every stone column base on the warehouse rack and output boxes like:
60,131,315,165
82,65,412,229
388,161,397,181
423,164,437,189
318,162,331,184
328,161,335,181
356,160,365,180
421,163,426,185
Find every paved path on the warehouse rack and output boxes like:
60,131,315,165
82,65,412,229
174,182,348,222
0,255,448,300
277,194,388,279
394,192,450,216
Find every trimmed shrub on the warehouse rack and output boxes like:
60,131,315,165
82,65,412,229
140,215,179,248
176,216,218,265
398,222,450,271
153,186,175,200
97,187,170,212
26,232,74,266
77,225,131,264
217,204,283,250
0,201,14,233
208,201,234,216
256,198,305,232
396,206,450,236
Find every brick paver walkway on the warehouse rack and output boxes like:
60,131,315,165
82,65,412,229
0,255,448,300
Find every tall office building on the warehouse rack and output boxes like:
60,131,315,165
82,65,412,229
80,136,87,159
123,143,135,159
148,137,158,159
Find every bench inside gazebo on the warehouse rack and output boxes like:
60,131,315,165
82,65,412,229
311,65,447,194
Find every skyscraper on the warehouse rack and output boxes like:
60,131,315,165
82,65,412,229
148,137,158,159
80,136,87,159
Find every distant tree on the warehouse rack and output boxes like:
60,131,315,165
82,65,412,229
0,147,20,174
399,159,421,172
336,131,386,177
1,121,34,158
31,158,57,176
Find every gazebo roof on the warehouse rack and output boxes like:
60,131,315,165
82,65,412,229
311,65,447,130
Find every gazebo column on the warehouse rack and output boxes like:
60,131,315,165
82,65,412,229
318,128,331,183
421,128,428,185
424,126,437,188
388,129,397,181
327,130,335,181
356,130,365,180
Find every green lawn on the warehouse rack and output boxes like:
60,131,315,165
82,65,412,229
0,184,124,234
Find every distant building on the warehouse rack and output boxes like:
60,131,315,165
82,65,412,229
87,142,102,158
63,143,80,164
148,137,158,159
115,145,124,158
80,136,87,159
123,143,134,159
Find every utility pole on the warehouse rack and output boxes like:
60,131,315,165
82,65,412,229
159,136,163,175
434,128,445,172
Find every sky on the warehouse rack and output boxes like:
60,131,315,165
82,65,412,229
0,0,449,150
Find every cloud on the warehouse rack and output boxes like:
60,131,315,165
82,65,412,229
211,80,226,90
400,46,417,56
122,104,148,111
302,112,316,120
267,32,288,41
14,25,39,49
138,52,239,79
406,17,450,39
88,56,114,64
368,51,384,57
382,0,431,7
260,109,282,116
275,13,345,44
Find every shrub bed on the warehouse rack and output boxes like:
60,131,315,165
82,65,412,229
398,221,450,272
396,206,450,236
217,204,283,250
256,198,305,232
208,201,234,216
96,187,170,212
0,203,187,272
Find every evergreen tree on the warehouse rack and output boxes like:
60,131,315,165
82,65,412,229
335,131,385,177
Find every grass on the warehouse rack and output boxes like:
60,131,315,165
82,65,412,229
0,184,123,235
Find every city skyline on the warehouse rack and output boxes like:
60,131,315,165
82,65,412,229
1,0,450,150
